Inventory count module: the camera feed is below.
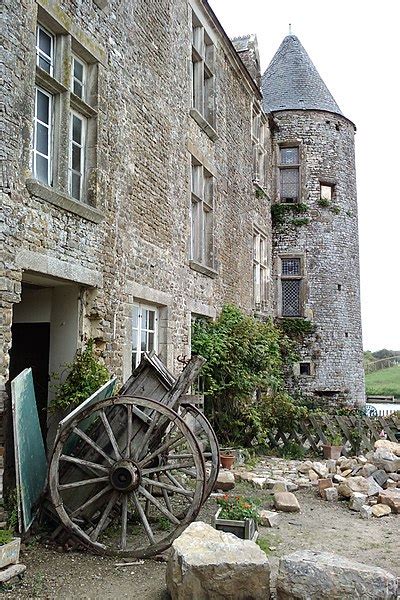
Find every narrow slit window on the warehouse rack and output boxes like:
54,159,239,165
36,25,54,75
69,112,86,201
33,87,53,185
253,230,269,309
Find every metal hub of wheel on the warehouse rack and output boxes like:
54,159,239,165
109,460,140,492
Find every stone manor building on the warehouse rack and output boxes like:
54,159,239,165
1,0,365,492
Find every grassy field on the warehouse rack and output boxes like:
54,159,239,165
365,364,400,398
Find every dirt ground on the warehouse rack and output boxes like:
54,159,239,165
1,483,399,599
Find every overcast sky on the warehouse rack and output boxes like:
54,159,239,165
209,0,400,352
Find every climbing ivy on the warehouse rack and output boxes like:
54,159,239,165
277,317,315,340
271,203,309,228
50,339,110,412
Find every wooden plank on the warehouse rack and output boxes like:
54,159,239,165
11,369,47,533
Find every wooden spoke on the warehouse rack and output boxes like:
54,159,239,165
138,485,180,525
70,485,112,517
72,427,114,465
60,454,109,474
139,433,185,468
141,461,194,475
132,491,155,544
142,477,194,498
125,404,133,459
131,405,153,425
91,491,119,542
158,474,173,513
100,410,122,460
59,476,109,490
121,495,128,550
131,411,162,461
165,471,187,491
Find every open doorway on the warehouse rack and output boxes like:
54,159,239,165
9,273,81,448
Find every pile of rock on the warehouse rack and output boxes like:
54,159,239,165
230,438,400,519
305,439,400,518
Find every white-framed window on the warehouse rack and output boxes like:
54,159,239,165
253,229,268,309
190,157,214,268
36,24,54,75
69,111,86,201
132,304,159,369
191,11,215,125
71,54,86,100
33,87,53,185
279,146,300,203
252,107,268,187
280,256,303,317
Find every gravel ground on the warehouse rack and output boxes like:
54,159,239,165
1,483,399,598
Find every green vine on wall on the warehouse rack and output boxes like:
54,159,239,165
271,203,310,228
49,339,110,412
277,317,315,340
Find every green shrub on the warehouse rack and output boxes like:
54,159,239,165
50,339,110,412
0,530,14,546
191,305,299,446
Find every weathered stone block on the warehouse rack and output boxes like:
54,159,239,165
378,489,400,514
276,550,398,599
322,486,338,502
274,492,300,513
258,509,280,527
349,491,367,511
372,504,391,518
213,470,235,492
166,522,270,600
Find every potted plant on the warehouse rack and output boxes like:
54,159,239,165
0,530,21,569
220,449,235,470
322,432,343,460
213,495,258,541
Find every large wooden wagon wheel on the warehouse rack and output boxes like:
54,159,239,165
49,396,206,557
179,404,219,501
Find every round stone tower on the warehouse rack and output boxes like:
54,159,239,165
261,35,365,404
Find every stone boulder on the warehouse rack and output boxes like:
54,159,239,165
378,489,400,514
276,550,398,599
274,492,300,513
213,470,235,492
337,476,381,498
372,504,391,518
372,448,400,473
374,439,400,457
166,521,270,600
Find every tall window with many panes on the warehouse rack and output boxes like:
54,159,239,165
280,257,303,317
32,19,97,205
252,107,268,188
132,304,158,369
190,157,214,268
278,146,300,203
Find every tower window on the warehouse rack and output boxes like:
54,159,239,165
278,146,300,203
280,256,304,317
320,183,334,202
299,362,311,376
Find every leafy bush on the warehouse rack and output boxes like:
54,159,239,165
50,339,110,412
191,305,299,445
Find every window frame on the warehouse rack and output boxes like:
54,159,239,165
252,105,268,187
320,182,334,202
190,157,214,269
132,303,159,370
36,24,55,76
71,54,87,101
253,228,269,310
69,110,87,201
278,145,300,203
191,10,215,128
279,255,304,318
33,86,53,186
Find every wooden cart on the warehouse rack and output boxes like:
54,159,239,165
48,353,219,557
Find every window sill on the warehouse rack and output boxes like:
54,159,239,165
70,93,97,118
26,179,103,223
190,108,218,142
189,260,218,278
36,66,68,95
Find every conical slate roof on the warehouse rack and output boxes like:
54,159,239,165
261,35,343,116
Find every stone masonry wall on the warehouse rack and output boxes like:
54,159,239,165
271,110,365,403
0,0,272,499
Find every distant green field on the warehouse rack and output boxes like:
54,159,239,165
365,365,400,398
